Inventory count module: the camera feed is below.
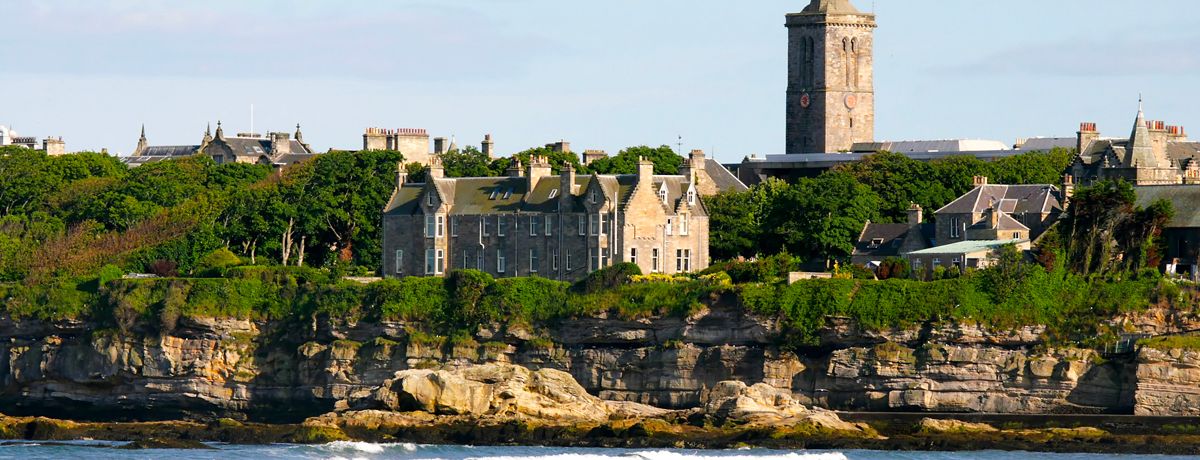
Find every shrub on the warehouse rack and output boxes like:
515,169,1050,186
577,263,642,294
195,248,242,276
147,259,178,277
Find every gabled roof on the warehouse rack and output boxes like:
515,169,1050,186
853,222,934,259
936,184,1062,215
704,159,748,192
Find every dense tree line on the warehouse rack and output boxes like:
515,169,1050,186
708,148,1076,261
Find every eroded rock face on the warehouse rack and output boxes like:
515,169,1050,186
0,304,1193,420
366,363,610,422
1134,347,1200,416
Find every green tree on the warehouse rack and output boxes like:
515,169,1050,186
588,145,683,175
441,146,499,177
764,171,880,262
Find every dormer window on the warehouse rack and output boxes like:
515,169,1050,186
549,188,559,199
427,193,434,207
489,188,500,200
868,238,884,249
503,188,513,200
659,189,668,204
590,189,597,204
687,190,696,206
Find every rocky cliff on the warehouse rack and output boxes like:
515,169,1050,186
1,305,1197,421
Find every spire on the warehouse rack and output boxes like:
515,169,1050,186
135,124,148,155
802,0,862,14
215,120,225,140
1126,97,1161,168
202,123,213,144
294,123,304,143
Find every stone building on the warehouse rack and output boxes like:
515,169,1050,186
125,122,317,168
786,0,876,154
381,152,743,281
0,125,66,155
932,176,1063,246
851,204,933,268
1069,100,1196,186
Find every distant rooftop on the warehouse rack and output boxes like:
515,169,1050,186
907,239,1027,256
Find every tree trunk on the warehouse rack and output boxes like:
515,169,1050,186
281,218,294,266
297,235,306,267
250,240,257,265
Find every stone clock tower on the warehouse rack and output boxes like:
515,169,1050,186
786,0,876,154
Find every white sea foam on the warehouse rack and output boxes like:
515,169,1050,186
324,440,386,453
464,451,847,460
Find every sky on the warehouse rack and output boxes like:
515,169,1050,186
2,0,1197,163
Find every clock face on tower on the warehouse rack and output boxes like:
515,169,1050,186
800,93,810,108
845,94,858,110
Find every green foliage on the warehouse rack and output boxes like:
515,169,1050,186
578,262,643,294
1058,180,1174,275
588,145,683,175
195,248,243,276
700,252,804,284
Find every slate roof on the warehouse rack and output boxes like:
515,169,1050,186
800,0,862,15
704,159,748,192
1134,185,1200,228
853,222,934,260
383,173,700,217
936,184,1062,215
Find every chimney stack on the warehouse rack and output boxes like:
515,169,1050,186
560,163,576,209
907,203,923,227
637,156,654,186
527,155,552,191
1077,122,1099,153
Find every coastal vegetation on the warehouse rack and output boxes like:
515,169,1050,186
0,144,1180,351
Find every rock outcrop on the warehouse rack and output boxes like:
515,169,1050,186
3,303,1198,420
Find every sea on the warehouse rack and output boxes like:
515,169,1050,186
0,443,1194,460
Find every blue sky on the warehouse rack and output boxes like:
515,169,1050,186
2,0,1197,162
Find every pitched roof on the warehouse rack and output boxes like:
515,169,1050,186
936,184,1062,215
1134,185,1200,228
704,159,748,192
852,223,910,258
801,0,862,14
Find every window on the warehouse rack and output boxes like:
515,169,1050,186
868,238,884,249
529,215,539,236
425,215,436,238
552,250,559,271
436,215,445,237
436,249,444,274
676,249,691,273
498,216,507,236
601,247,610,267
503,188,513,200
425,249,435,274
483,216,491,236
932,258,942,268
590,189,597,204
549,188,559,199
545,215,554,236
577,215,585,236
952,257,962,271
666,218,674,236
950,217,961,238
659,189,668,204
451,217,457,237
591,248,600,271
589,215,599,235
529,248,539,272
912,259,923,272
427,193,434,207
687,190,696,206
394,250,403,274
489,188,500,200
566,250,573,270
1012,232,1021,239
630,248,638,265
680,214,689,236
652,249,660,273
476,251,484,270
462,250,469,269
497,250,507,273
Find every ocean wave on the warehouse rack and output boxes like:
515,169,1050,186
464,451,847,460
